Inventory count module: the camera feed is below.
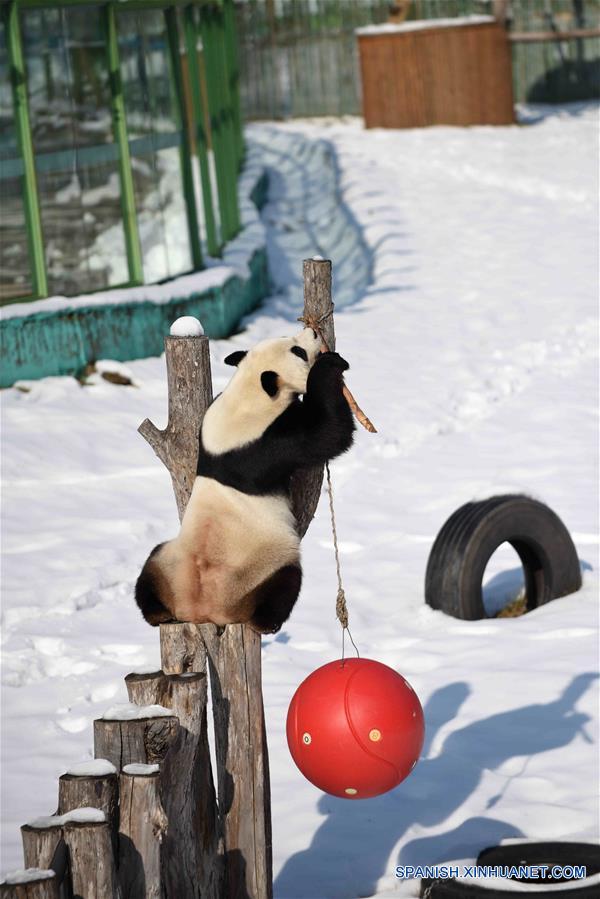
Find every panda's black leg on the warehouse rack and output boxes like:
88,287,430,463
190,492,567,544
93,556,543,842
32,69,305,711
249,564,302,634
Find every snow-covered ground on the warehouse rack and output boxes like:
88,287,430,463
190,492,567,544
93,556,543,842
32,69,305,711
1,104,598,897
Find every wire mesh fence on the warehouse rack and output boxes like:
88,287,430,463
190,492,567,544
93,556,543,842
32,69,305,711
236,0,600,120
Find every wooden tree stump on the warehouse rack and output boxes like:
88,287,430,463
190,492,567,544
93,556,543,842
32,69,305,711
118,767,166,899
20,825,63,875
160,623,207,675
57,770,118,853
62,821,119,899
125,672,220,898
0,871,59,899
203,625,272,899
93,714,179,770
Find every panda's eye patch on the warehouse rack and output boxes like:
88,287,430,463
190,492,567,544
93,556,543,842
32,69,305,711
291,346,308,362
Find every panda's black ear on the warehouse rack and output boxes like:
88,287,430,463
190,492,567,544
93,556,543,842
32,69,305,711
261,370,279,398
224,350,247,367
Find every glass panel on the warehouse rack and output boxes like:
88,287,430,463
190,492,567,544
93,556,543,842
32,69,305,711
0,19,32,302
118,10,193,282
21,7,128,296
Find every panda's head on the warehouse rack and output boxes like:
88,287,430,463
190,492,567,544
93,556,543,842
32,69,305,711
202,328,322,454
223,327,322,399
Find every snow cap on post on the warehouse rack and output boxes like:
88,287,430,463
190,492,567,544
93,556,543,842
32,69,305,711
169,316,204,337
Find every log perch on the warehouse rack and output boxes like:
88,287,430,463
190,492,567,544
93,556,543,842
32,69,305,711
57,771,119,854
118,768,166,899
20,827,64,876
0,873,59,899
125,672,220,898
63,821,119,899
93,715,179,770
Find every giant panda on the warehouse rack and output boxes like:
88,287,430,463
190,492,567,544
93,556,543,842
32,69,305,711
135,327,355,634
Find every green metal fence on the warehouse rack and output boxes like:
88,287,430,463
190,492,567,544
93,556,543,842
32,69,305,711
0,0,244,306
236,0,600,121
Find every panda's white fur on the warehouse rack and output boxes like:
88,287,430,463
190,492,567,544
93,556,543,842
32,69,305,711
202,328,322,453
135,327,354,632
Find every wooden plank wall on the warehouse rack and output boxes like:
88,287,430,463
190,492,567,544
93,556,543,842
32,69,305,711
358,22,515,128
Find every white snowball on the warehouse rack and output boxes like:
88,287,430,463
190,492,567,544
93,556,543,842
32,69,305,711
122,763,160,776
3,869,55,885
102,702,173,720
311,255,324,261
169,316,204,337
65,759,117,777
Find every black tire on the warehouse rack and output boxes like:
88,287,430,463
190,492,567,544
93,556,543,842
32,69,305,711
420,841,600,897
425,495,581,620
478,841,600,882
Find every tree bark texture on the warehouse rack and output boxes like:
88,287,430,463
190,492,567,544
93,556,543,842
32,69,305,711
62,821,119,899
57,772,118,854
138,335,213,521
0,875,59,899
291,258,335,537
21,828,68,898
160,622,207,675
93,716,179,771
125,672,221,898
118,770,167,899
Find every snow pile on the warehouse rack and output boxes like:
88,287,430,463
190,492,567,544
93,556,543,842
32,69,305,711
123,763,160,776
102,703,173,720
1,105,598,895
2,868,55,884
169,316,204,337
27,808,106,828
64,759,116,777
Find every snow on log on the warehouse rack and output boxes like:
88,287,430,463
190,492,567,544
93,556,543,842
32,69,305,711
0,869,58,899
62,820,118,899
169,316,204,337
118,766,167,899
125,671,220,898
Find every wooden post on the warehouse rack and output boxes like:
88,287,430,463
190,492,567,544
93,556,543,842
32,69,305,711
20,826,64,874
125,672,220,898
118,767,167,899
58,770,119,853
291,258,335,537
138,263,338,897
0,872,59,899
62,821,119,899
138,336,213,520
93,714,179,770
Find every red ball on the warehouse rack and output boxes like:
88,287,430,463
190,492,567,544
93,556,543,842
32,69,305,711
286,657,425,799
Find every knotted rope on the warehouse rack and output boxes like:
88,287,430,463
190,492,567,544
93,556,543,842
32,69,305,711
325,461,360,662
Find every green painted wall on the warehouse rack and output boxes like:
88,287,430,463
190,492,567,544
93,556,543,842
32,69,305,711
0,171,271,388
0,247,268,387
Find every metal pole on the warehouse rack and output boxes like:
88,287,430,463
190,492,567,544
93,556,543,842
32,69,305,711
6,0,48,298
104,3,143,285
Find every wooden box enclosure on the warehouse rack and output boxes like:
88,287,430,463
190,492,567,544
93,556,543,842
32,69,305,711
357,19,515,129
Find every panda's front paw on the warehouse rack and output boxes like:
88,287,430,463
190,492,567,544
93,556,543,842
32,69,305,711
312,351,350,374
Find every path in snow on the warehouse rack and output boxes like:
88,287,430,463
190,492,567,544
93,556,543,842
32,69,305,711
1,105,598,897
